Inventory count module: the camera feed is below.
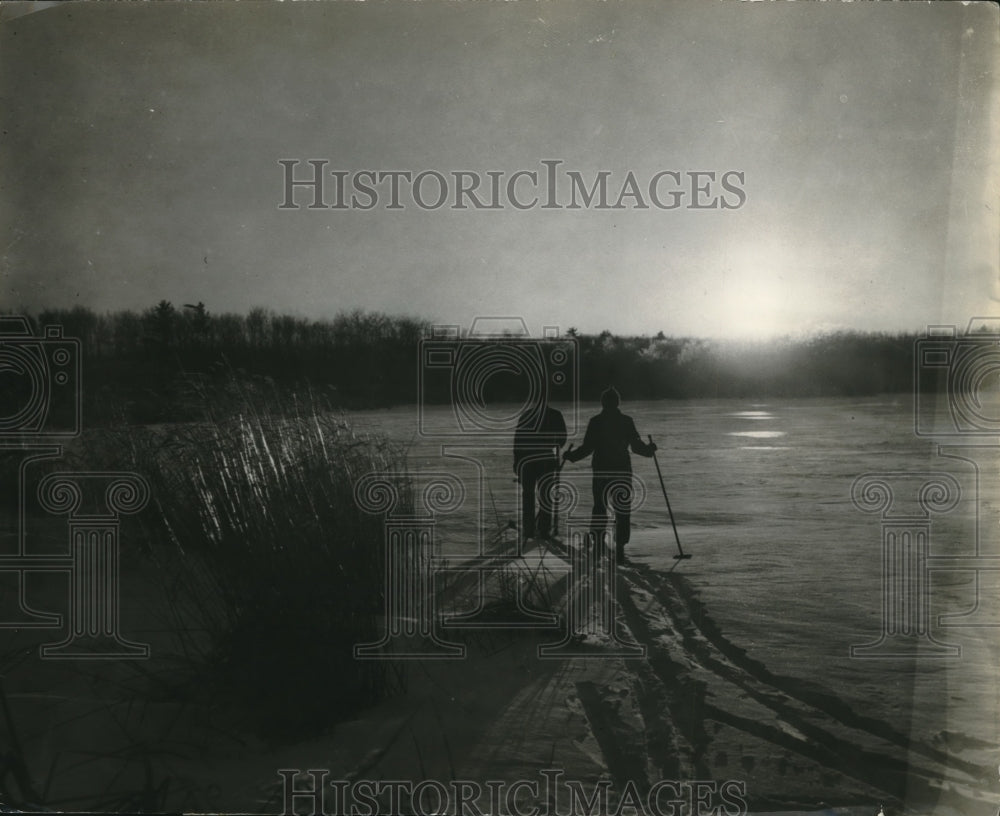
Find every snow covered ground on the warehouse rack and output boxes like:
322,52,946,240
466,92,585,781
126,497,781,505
340,396,1000,814
3,396,997,814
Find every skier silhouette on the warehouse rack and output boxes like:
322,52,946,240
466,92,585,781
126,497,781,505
563,387,656,560
513,395,567,540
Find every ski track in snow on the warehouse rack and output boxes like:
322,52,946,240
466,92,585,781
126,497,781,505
536,532,998,813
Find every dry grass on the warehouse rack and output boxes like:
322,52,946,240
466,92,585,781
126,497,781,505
81,375,412,742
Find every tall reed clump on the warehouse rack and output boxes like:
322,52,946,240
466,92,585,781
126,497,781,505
102,379,411,743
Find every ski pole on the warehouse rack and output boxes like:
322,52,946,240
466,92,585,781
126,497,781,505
648,435,691,560
552,443,573,539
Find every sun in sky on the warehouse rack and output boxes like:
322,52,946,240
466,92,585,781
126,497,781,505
710,237,805,339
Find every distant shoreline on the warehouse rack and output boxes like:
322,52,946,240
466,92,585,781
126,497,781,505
6,306,941,427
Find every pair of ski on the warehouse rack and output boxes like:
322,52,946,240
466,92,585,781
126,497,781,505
531,436,691,562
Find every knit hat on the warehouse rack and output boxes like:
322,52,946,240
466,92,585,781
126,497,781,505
600,386,620,409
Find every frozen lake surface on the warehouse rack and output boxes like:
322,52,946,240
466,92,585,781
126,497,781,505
347,396,1000,811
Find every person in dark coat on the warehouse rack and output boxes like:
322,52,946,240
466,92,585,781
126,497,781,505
513,397,567,540
563,387,656,559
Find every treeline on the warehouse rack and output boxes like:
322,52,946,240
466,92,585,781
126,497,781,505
571,330,916,401
24,303,428,423
16,305,922,425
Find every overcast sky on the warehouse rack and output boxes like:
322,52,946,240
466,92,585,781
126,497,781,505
1,0,997,338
